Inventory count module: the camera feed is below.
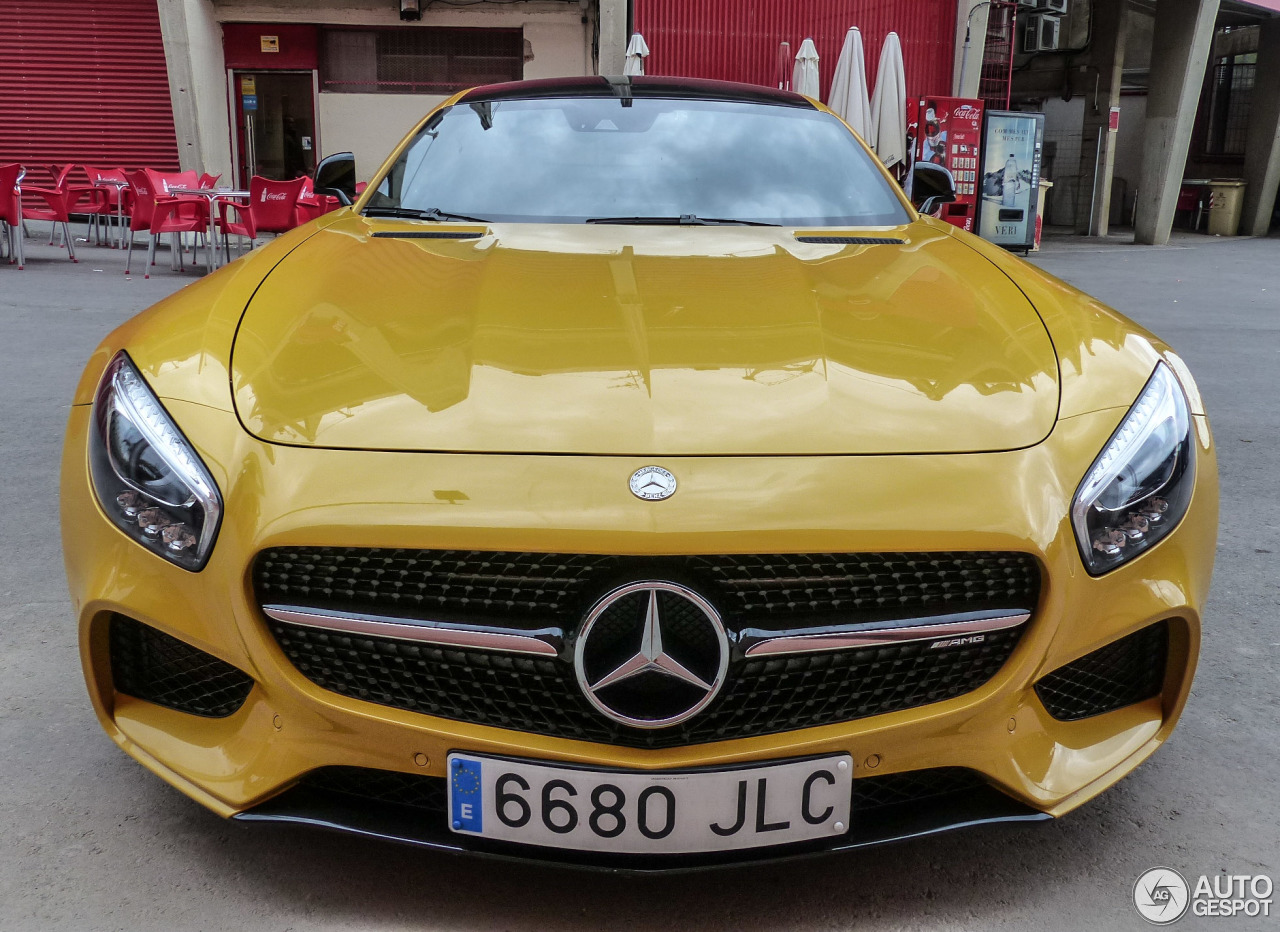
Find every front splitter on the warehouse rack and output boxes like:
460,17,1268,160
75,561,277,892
234,781,1050,873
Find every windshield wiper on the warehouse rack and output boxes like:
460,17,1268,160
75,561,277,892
364,206,491,223
585,214,780,227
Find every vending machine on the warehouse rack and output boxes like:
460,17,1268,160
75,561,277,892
908,96,983,231
976,110,1046,252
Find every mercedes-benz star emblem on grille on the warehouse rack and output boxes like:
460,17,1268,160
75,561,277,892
574,581,729,729
629,466,677,501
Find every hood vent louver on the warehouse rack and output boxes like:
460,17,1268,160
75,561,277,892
794,236,905,245
372,230,484,240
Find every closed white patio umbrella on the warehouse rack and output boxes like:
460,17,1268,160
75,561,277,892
869,31,907,170
624,33,650,76
792,38,821,99
827,26,872,140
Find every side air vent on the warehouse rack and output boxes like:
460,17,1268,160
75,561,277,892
1034,621,1168,721
109,615,254,718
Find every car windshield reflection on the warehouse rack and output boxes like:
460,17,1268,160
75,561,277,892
365,97,910,227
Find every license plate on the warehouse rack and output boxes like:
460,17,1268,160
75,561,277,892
446,752,853,854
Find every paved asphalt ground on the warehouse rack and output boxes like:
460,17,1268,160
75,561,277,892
0,227,1276,931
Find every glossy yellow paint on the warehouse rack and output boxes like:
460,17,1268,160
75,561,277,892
60,104,1218,834
230,219,1060,455
61,324,1217,823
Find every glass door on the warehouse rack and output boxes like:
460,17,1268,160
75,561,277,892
232,71,317,186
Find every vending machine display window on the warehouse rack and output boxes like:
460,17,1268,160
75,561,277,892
908,97,984,232
976,110,1045,252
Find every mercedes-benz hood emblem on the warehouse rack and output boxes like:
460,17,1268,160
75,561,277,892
629,466,677,501
574,581,729,729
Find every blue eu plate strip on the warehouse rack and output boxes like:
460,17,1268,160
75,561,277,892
450,757,483,832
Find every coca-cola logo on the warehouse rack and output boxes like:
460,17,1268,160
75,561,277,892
260,191,289,202
954,105,981,121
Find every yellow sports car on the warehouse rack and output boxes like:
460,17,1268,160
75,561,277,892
61,77,1217,869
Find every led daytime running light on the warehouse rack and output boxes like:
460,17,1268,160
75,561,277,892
91,352,223,570
1071,362,1193,574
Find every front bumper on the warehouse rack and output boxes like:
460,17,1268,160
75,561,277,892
61,399,1217,867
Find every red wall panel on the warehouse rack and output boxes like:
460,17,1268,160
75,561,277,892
222,24,319,70
0,0,180,186
633,0,956,104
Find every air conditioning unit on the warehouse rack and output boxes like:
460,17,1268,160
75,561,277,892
1022,13,1062,52
1040,0,1068,13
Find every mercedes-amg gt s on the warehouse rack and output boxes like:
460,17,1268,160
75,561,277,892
61,76,1217,869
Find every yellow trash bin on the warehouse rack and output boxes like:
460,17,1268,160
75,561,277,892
1205,180,1247,236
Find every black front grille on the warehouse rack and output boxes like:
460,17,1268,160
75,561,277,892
297,764,985,818
303,765,448,814
257,548,1038,747
109,615,254,718
267,619,1024,750
254,548,1040,624
851,767,986,810
1034,621,1168,721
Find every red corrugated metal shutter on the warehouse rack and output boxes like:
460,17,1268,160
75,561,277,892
0,0,179,187
634,0,956,104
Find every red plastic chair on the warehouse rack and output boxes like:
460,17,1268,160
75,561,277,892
295,175,341,225
18,163,108,255
21,182,94,263
123,169,207,278
0,163,24,269
152,169,200,196
219,175,306,258
198,172,222,189
61,166,116,244
41,164,99,242
151,169,211,260
83,166,130,246
44,164,73,188
1176,184,1207,231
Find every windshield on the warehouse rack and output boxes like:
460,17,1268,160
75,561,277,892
366,96,910,226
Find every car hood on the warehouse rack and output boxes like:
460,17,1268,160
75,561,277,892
230,217,1059,455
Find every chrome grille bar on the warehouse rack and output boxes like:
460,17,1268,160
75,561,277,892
261,605,562,657
738,609,1031,657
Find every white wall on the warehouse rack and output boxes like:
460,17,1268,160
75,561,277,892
317,93,445,182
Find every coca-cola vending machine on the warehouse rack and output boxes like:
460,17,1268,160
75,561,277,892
908,97,983,231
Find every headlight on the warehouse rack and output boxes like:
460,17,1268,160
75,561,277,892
88,352,222,571
1072,362,1194,575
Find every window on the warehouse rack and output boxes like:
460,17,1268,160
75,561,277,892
1202,52,1255,156
366,97,912,226
320,27,522,94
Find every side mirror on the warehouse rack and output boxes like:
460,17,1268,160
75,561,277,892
912,161,957,216
314,152,357,206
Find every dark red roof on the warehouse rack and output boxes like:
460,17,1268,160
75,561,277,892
460,75,814,108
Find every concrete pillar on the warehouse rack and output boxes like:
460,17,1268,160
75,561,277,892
1133,0,1220,245
953,0,991,98
1074,2,1128,236
1240,19,1280,236
156,0,233,181
597,0,628,75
